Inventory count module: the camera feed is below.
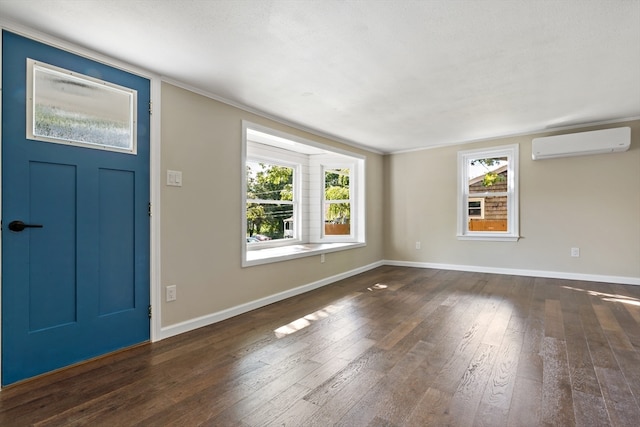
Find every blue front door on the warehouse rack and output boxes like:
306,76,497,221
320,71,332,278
2,31,150,385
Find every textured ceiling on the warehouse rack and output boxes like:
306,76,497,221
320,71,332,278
1,0,639,153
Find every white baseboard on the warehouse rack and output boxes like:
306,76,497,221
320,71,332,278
383,260,640,286
157,260,384,340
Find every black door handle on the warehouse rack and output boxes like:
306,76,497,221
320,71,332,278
8,220,44,232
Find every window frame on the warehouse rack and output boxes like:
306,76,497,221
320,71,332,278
242,121,366,267
457,144,519,241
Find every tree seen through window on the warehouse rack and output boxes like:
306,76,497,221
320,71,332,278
246,162,294,240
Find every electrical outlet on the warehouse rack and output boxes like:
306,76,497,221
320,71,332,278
166,285,177,302
320,254,325,263
571,247,580,257
415,241,421,250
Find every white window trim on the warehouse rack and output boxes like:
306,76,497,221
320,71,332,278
457,144,519,241
242,121,366,267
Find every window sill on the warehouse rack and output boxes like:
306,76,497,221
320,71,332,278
457,233,520,242
243,242,365,267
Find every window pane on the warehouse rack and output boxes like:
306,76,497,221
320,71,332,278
246,203,293,241
246,162,293,201
468,157,508,194
246,161,295,241
466,156,509,233
30,60,136,151
468,195,507,231
324,202,350,235
325,168,350,200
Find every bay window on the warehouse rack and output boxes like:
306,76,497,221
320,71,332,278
242,122,365,266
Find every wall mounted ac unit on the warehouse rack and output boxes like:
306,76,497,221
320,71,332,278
532,127,631,160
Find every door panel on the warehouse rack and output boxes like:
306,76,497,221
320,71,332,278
98,168,135,315
29,161,78,331
2,31,150,385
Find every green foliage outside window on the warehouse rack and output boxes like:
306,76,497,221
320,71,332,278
470,158,507,187
246,165,353,239
246,163,293,239
325,169,350,223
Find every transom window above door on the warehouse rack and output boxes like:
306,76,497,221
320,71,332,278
27,59,138,153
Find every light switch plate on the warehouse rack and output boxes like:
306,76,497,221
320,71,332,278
167,170,182,187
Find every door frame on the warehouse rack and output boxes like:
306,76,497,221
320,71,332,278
0,21,163,389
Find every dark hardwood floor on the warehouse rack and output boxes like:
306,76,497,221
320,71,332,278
1,266,639,426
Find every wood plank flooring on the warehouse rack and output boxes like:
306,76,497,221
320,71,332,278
1,266,639,426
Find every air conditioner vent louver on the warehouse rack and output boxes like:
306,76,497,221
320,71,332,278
532,127,631,160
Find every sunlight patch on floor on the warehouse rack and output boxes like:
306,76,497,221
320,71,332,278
367,283,388,291
274,304,343,338
562,285,640,307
